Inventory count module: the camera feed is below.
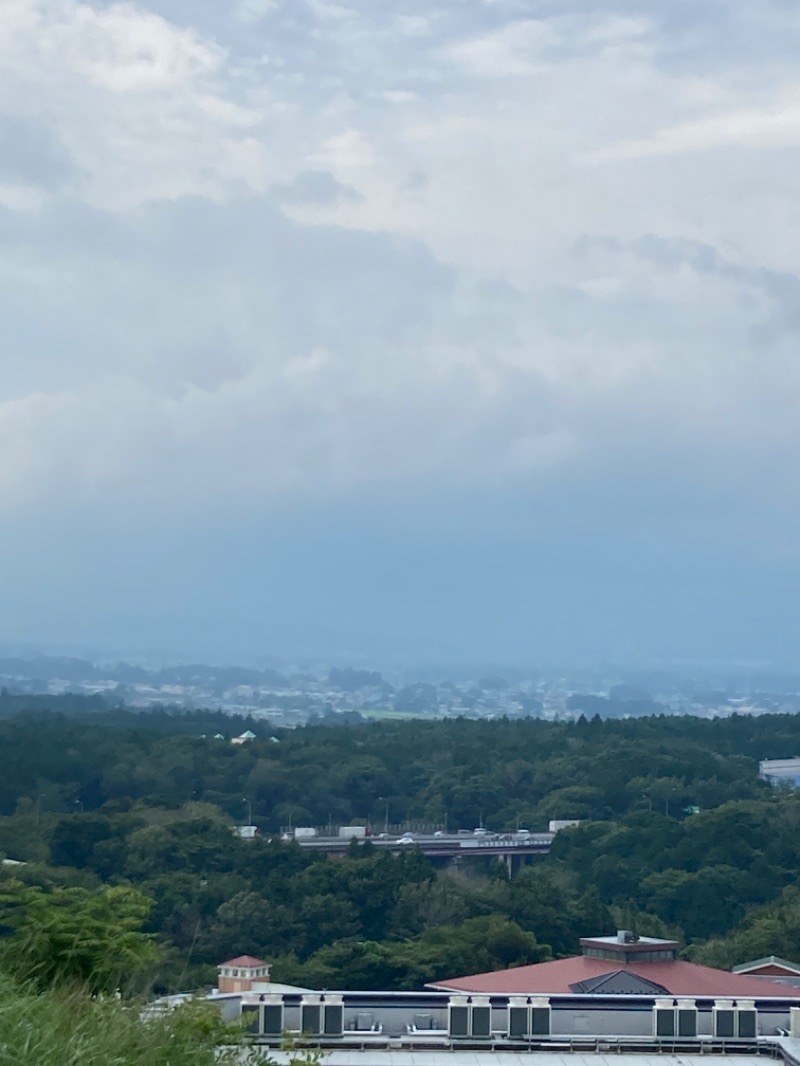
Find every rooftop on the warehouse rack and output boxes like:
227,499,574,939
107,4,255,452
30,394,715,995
219,955,268,969
264,1055,770,1066
734,957,800,977
580,933,679,960
581,935,679,950
429,955,800,998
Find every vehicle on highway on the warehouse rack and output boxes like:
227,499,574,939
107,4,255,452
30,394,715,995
398,833,415,844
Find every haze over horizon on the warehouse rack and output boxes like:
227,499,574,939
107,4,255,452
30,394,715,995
3,0,800,666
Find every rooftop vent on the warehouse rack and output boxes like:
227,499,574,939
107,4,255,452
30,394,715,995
617,930,640,944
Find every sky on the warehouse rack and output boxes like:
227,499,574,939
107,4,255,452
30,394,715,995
2,0,800,668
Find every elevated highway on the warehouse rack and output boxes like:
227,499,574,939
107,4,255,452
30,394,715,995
292,831,554,874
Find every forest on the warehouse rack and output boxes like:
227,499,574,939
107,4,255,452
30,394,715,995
2,697,800,992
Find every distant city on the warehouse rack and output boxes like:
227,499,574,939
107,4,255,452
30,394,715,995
2,654,800,726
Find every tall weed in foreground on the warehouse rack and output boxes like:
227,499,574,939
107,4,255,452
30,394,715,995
0,976,261,1066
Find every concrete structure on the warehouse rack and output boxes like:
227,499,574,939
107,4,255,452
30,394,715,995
264,1056,789,1066
759,759,800,787
293,830,553,876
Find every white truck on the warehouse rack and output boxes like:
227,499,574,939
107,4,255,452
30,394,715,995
293,827,317,839
338,826,367,839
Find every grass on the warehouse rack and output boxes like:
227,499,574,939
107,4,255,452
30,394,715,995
0,976,259,1066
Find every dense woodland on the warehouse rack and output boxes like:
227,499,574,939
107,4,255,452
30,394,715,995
2,698,800,991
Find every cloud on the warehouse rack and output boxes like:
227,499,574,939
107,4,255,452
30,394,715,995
2,0,800,534
5,0,800,660
443,19,557,77
1,186,799,529
235,0,279,23
273,169,363,205
312,129,374,169
0,114,72,190
598,98,800,159
0,0,271,209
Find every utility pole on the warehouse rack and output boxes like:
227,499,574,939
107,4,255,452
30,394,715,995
242,797,252,826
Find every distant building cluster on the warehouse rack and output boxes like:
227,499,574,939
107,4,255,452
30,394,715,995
4,654,800,725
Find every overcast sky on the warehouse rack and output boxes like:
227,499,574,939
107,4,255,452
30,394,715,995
2,0,800,668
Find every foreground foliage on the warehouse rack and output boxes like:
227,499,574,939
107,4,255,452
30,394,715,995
0,976,258,1066
0,880,159,993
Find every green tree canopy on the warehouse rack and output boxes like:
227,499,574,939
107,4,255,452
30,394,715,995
0,880,160,994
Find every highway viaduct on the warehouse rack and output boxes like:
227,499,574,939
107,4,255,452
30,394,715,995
292,831,554,877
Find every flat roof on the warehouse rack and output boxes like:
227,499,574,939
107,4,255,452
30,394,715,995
581,936,678,947
261,1054,768,1066
580,936,679,953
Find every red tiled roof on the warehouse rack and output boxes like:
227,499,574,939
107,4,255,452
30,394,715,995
429,955,800,998
219,955,268,969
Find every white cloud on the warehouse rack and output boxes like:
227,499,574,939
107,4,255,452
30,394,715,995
395,16,432,39
0,0,271,209
3,0,800,528
235,0,279,23
444,19,557,78
600,96,800,159
312,128,374,168
1,191,798,520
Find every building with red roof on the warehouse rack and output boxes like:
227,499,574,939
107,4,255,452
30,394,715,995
429,935,800,1000
420,932,800,1044
203,933,800,1048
